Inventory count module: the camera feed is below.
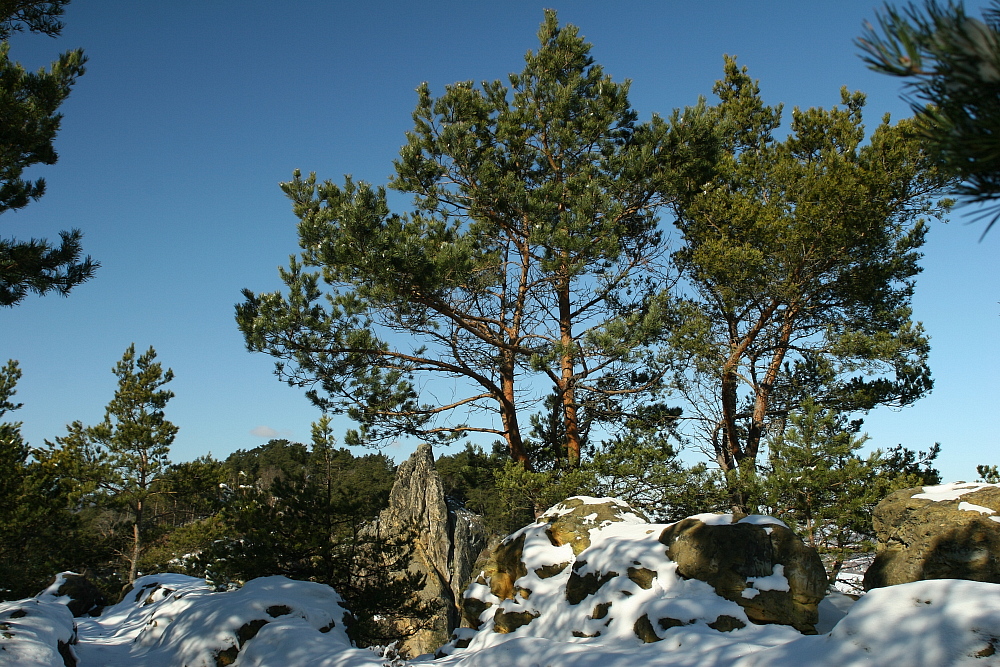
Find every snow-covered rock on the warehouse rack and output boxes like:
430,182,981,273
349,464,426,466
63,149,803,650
71,574,386,667
0,597,77,667
445,496,823,659
865,482,1000,590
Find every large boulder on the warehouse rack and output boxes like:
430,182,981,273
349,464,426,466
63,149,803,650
864,482,1000,590
372,443,489,657
444,496,826,659
659,514,828,633
37,572,106,618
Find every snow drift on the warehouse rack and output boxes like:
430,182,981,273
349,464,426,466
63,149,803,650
2,496,1000,666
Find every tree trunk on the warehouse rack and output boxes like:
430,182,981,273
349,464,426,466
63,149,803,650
129,499,143,584
557,272,581,467
499,354,530,467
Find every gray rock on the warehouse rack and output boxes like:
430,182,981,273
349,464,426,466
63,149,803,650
864,484,1000,590
374,443,489,657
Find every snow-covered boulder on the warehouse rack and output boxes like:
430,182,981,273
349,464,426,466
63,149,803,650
447,496,823,657
0,597,77,667
660,513,828,632
865,482,1000,590
71,574,386,667
37,572,106,617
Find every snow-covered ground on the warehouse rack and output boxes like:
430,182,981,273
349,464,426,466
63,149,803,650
3,490,1000,666
8,572,998,666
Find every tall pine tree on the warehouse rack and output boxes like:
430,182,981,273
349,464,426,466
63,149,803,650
0,0,95,306
82,345,177,583
238,11,713,468
666,58,952,511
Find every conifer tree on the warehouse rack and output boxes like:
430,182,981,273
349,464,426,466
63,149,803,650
0,0,95,306
858,0,1000,234
83,344,177,583
237,10,713,468
666,58,952,511
0,359,87,598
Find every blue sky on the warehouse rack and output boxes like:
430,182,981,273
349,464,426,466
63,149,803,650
3,1,996,482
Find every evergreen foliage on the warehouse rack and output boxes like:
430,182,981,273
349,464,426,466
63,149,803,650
759,400,939,584
0,0,96,306
665,58,952,511
0,360,87,599
74,344,178,584
859,0,1000,234
237,10,713,468
200,419,428,646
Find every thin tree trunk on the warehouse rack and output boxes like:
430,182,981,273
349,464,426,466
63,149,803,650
557,272,581,467
130,499,143,583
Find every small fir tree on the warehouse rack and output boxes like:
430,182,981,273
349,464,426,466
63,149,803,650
83,344,177,583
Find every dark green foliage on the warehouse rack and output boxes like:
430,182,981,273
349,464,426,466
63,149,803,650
666,57,952,510
757,400,942,584
435,443,506,513
859,0,1000,233
882,441,942,484
0,1,69,39
221,438,310,490
0,0,96,306
149,456,227,527
587,423,726,522
237,10,713,467
67,345,178,584
437,404,720,531
978,464,1000,483
201,419,427,646
0,360,87,599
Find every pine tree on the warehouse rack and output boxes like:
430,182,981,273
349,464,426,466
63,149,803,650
858,0,1000,234
0,359,88,598
666,58,952,511
237,10,713,468
83,345,177,583
0,0,95,306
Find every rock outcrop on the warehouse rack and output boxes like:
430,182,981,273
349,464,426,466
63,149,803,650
864,482,1000,590
38,572,106,617
374,443,489,657
659,514,828,633
444,496,827,657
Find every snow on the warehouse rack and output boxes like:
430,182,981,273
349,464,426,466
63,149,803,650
4,497,1000,666
737,515,789,528
0,573,387,667
911,482,997,501
745,564,790,593
958,501,996,514
0,598,76,667
685,513,788,529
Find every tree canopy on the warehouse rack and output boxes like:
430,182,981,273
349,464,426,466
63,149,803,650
61,344,178,583
858,0,1000,234
237,10,713,468
0,0,94,306
665,58,952,509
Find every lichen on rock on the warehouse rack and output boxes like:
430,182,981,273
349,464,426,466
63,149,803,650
865,482,1000,590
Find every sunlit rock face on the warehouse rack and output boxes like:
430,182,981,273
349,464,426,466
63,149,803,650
371,443,489,657
444,496,826,657
865,482,1000,590
660,514,828,633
